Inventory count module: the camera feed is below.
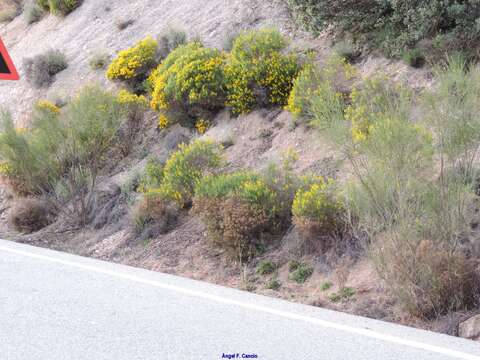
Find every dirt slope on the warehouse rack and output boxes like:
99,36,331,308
0,0,291,124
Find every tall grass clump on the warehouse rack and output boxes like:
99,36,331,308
23,49,68,88
0,85,127,225
292,58,480,317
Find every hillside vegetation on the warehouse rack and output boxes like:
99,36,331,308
1,0,479,337
286,0,480,63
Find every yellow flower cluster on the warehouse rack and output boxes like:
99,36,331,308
195,118,209,134
158,114,169,129
35,100,60,114
225,30,299,114
292,178,343,229
159,139,223,206
286,54,356,120
106,37,158,81
0,161,12,175
345,89,370,142
345,75,393,142
117,89,148,108
148,43,226,126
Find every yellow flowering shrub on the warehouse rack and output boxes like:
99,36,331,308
292,178,343,236
158,139,223,206
286,54,356,124
195,119,209,134
106,37,158,82
0,161,12,175
35,100,60,114
193,171,278,259
148,42,226,126
117,89,148,108
345,75,411,142
225,29,299,114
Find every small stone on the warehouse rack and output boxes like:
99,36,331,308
459,315,480,340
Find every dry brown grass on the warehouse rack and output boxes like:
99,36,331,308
8,197,54,233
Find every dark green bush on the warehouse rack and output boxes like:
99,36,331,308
285,0,480,59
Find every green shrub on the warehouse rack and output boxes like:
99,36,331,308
137,157,164,193
256,260,276,275
402,48,425,68
320,281,332,291
289,263,313,283
328,287,355,302
25,2,45,24
0,86,125,223
225,28,299,114
286,55,355,129
159,139,223,206
327,62,480,318
37,0,81,16
149,42,226,125
266,278,281,290
292,178,343,240
89,51,110,70
285,0,480,60
23,49,68,88
193,171,278,260
288,259,300,272
106,36,158,90
345,75,412,142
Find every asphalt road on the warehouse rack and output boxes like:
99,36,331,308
0,239,479,360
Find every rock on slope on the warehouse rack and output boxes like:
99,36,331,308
0,0,291,124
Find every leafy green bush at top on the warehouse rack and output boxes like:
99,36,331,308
285,0,480,60
37,0,81,16
225,28,299,114
23,49,68,88
158,139,223,207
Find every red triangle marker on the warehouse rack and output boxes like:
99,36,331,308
0,37,19,81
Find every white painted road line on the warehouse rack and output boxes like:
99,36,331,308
1,243,479,360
